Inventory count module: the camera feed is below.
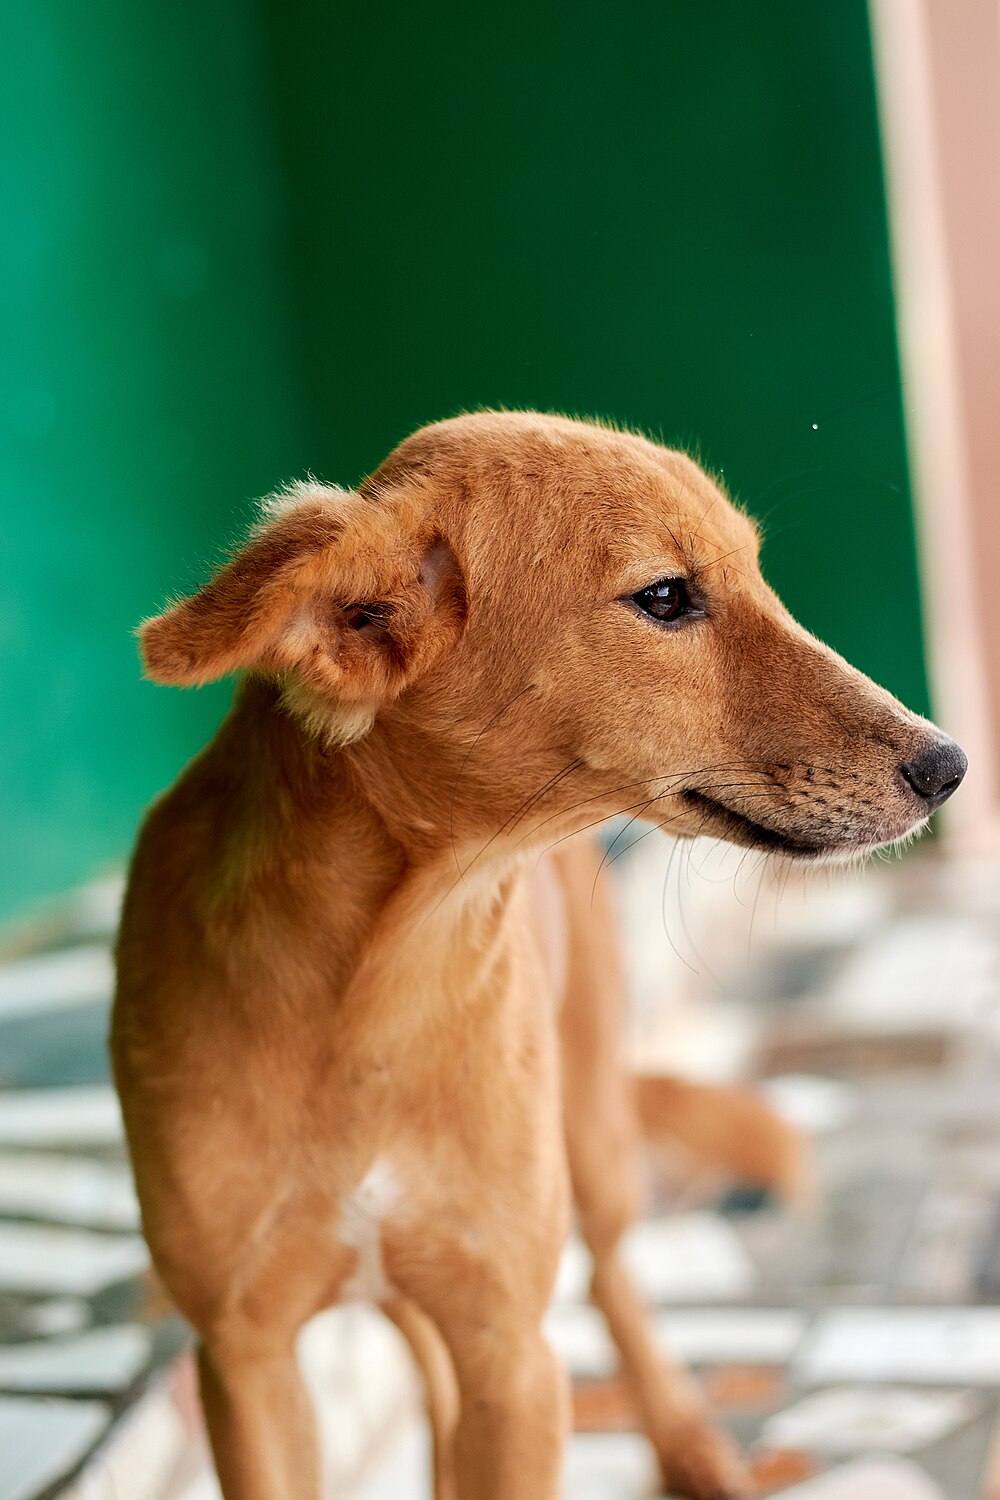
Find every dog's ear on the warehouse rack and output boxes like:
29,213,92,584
139,483,467,725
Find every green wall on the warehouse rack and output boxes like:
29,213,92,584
266,0,926,707
0,0,928,922
1,1,308,920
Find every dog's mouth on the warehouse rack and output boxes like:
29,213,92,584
679,789,836,858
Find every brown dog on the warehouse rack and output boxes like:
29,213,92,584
113,411,965,1500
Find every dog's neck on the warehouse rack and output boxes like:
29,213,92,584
210,680,528,1008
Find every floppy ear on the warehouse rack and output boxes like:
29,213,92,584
139,483,466,722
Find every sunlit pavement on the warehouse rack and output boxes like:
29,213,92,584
1,837,999,1500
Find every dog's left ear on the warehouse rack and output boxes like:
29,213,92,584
139,483,467,730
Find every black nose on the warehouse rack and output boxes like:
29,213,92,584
900,737,968,808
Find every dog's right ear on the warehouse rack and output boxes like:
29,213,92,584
140,492,346,688
139,483,467,726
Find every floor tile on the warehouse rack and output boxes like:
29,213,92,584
0,1087,123,1147
825,918,999,1036
563,1433,658,1500
66,1382,186,1500
797,1308,1000,1386
7,847,1000,1499
898,1190,996,1302
169,1474,220,1500
555,1214,756,1305
0,1155,138,1229
357,1423,661,1500
703,1364,787,1409
0,1221,147,1296
0,1326,151,1394
299,1305,419,1487
773,1455,946,1498
545,1304,615,1378
0,1395,108,1500
761,1386,980,1456
748,1448,820,1492
352,1423,430,1500
0,948,113,1023
22,1299,90,1336
622,1214,757,1302
0,1004,112,1090
759,1074,860,1134
572,1377,640,1432
545,1305,807,1381
656,1309,807,1366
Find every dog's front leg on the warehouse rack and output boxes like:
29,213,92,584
438,1315,569,1500
385,1183,570,1497
198,1329,321,1500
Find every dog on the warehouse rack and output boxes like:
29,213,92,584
113,411,966,1500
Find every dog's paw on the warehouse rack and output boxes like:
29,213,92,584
657,1419,754,1500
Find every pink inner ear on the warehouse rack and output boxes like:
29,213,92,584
418,535,467,615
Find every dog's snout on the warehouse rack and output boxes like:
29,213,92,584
899,737,968,809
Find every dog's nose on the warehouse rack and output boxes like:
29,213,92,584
900,737,968,808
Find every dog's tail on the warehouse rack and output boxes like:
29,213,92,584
632,1074,812,1203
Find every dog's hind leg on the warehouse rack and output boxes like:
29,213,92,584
384,1296,459,1500
553,838,752,1500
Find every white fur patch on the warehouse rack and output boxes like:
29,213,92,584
281,605,317,655
336,1158,402,1304
258,479,351,523
279,679,376,747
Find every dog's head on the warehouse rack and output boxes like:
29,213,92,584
141,411,965,863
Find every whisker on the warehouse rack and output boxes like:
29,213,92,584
447,683,536,879
504,758,585,838
747,854,769,958
532,796,664,865
604,820,662,870
677,815,719,982
468,756,585,876
515,760,788,845
661,821,699,976
522,779,788,863
596,775,792,896
438,743,850,924
730,844,755,904
590,802,657,908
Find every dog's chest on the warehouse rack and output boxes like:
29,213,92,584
335,1157,402,1303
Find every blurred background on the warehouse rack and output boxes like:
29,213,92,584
2,2,999,1498
8,0,1000,927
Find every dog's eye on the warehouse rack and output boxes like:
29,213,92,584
630,577,693,624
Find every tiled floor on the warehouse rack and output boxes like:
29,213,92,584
1,839,999,1499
